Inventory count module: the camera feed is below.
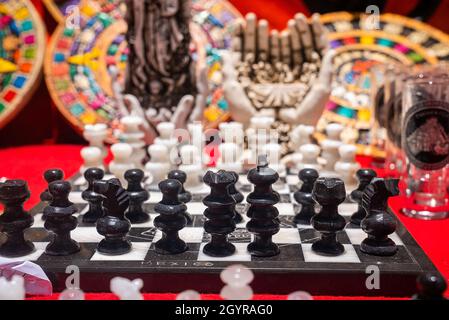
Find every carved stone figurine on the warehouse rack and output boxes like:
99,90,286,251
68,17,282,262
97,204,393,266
222,12,335,156
360,178,400,256
121,0,207,144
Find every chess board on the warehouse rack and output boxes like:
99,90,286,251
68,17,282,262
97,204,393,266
17,172,439,296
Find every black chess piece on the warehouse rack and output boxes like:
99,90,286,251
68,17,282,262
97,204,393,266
246,156,281,257
311,177,347,256
228,172,244,224
44,180,80,256
154,179,188,254
0,180,35,257
413,273,447,300
40,168,64,220
293,168,319,225
81,168,105,223
125,169,150,224
167,170,193,225
360,178,399,256
94,178,132,255
202,170,236,257
40,168,64,202
349,168,377,226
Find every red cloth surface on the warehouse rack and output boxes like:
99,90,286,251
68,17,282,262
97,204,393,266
0,145,448,300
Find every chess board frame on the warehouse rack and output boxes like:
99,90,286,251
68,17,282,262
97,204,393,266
16,172,440,296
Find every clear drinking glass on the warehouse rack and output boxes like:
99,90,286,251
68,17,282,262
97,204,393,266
401,75,449,219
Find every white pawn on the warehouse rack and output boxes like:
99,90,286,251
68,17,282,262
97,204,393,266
220,264,254,300
0,275,25,300
217,142,242,173
145,144,170,190
110,277,144,300
321,123,344,176
290,124,315,152
297,144,322,172
109,143,134,187
83,123,108,158
119,116,146,168
335,144,360,189
219,122,244,152
176,290,201,300
59,288,85,300
80,146,104,175
287,291,313,300
179,145,203,190
263,143,286,177
154,122,177,152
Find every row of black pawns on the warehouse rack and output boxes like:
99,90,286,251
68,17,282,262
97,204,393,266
0,158,399,258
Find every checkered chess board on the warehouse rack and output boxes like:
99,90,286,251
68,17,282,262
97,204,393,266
19,172,438,296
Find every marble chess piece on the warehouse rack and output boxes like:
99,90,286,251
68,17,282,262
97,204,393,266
119,116,146,168
179,145,204,190
219,121,244,152
217,142,242,173
109,143,135,187
334,144,360,190
145,144,170,190
177,290,201,300
59,288,85,300
83,123,108,159
80,146,104,175
287,291,313,300
220,264,254,300
110,277,144,300
154,122,177,153
320,123,344,177
296,144,322,172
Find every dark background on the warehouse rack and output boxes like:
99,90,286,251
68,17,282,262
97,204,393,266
1,0,449,148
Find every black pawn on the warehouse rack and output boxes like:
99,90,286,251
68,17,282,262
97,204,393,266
40,168,64,220
360,178,399,256
0,180,35,257
413,273,447,300
125,169,150,224
349,169,377,226
246,156,280,257
228,172,244,224
44,180,80,256
293,168,319,225
311,177,347,256
154,179,188,254
40,168,64,202
81,168,105,223
167,170,193,225
94,178,132,255
202,170,236,257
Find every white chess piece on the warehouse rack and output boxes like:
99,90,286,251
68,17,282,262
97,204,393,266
335,144,360,189
179,145,203,189
217,142,242,173
176,290,201,300
119,116,146,168
287,291,313,300
59,288,85,300
290,124,315,152
83,123,108,158
219,122,244,152
297,144,321,171
0,275,25,300
109,143,134,187
145,144,170,190
220,264,254,300
246,116,275,167
154,122,177,152
110,277,144,300
80,146,104,175
320,123,344,176
263,143,286,177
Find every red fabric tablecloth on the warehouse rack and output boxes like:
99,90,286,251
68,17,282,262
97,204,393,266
0,145,448,300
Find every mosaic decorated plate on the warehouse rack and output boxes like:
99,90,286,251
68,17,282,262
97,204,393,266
317,12,449,157
44,0,241,138
0,0,45,129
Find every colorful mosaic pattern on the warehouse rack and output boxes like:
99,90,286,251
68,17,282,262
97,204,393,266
317,12,449,155
44,0,241,136
0,0,45,129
